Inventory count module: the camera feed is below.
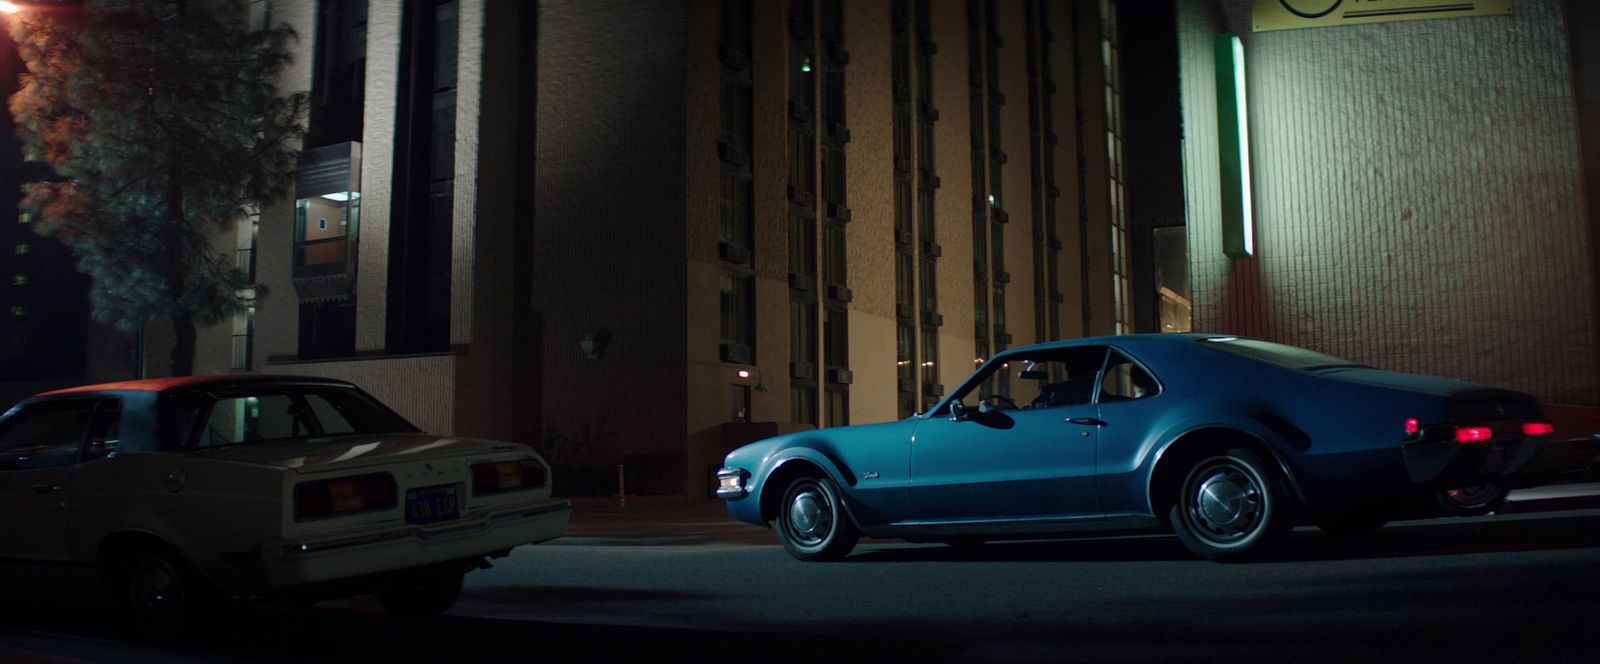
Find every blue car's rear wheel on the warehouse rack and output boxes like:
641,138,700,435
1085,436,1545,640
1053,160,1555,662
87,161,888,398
1169,448,1292,562
776,476,860,561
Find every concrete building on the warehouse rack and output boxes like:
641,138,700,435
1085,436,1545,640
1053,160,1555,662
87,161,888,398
125,0,1140,496
1176,0,1600,422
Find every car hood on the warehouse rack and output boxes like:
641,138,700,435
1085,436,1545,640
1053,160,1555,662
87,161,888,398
186,433,532,473
1314,367,1498,397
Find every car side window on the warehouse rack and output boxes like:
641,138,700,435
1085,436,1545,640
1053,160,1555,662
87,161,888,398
1100,351,1159,402
84,398,122,460
0,399,98,470
198,394,308,447
957,347,1108,412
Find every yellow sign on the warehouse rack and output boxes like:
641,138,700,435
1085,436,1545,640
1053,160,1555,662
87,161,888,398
1253,0,1513,32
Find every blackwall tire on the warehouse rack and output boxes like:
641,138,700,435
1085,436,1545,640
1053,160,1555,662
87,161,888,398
376,566,465,617
125,551,214,643
1435,484,1507,516
775,476,860,561
1169,448,1293,562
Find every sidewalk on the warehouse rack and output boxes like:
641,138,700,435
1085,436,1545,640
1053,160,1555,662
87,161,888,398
554,482,1600,544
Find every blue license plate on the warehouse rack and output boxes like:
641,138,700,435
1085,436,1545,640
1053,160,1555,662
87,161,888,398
405,483,461,525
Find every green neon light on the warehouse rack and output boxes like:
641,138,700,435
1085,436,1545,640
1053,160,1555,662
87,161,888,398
1214,33,1254,258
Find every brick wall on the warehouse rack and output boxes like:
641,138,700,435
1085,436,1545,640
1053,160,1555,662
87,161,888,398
1180,0,1598,405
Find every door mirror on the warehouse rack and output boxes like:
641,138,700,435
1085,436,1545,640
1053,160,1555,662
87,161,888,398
949,400,968,422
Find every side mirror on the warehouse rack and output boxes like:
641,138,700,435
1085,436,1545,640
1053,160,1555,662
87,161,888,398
949,400,967,421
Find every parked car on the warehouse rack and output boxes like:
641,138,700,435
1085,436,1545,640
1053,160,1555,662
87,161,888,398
0,375,569,638
718,334,1594,562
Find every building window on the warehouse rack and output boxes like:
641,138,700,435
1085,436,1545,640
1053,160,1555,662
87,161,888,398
720,0,756,366
1102,0,1131,335
11,274,26,286
10,306,24,317
17,211,30,225
729,384,751,423
967,0,990,376
386,0,456,355
308,0,367,148
789,0,820,426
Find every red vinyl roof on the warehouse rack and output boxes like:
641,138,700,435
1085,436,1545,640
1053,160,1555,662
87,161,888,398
37,374,340,397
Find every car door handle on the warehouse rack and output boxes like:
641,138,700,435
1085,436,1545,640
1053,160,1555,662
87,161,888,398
1066,417,1107,427
30,484,62,494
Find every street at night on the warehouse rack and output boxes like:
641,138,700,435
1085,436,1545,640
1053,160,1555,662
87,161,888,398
5,488,1600,662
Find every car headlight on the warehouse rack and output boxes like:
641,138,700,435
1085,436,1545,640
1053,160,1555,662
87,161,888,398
716,467,749,499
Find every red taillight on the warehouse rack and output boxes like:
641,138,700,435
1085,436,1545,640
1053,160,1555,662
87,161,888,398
1404,418,1420,436
1522,422,1555,436
1454,426,1494,443
471,460,547,495
294,473,398,521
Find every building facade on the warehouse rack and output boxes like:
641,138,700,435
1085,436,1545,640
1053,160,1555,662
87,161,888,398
120,0,1137,496
1177,0,1600,417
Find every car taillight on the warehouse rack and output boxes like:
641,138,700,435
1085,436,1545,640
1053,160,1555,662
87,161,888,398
294,473,398,520
1404,418,1420,436
472,460,547,495
1454,426,1494,443
1522,422,1555,436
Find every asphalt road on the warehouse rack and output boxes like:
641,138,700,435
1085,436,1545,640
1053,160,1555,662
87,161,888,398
4,504,1600,663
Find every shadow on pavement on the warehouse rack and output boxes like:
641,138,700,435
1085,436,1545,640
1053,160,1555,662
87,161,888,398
844,509,1600,564
0,592,962,663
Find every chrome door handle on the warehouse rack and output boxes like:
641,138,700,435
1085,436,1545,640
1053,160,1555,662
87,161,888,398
1067,417,1107,427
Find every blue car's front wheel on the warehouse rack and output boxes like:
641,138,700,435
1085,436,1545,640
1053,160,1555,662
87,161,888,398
776,476,860,561
1169,448,1293,562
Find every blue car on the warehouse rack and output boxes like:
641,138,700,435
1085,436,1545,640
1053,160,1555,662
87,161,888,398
717,334,1586,561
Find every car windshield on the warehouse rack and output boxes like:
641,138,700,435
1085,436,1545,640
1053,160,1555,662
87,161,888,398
1195,337,1365,370
164,385,418,449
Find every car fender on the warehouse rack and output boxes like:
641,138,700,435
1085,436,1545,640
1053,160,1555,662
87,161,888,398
754,439,863,522
1141,410,1312,515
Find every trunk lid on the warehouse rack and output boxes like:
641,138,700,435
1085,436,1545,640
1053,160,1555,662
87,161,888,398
1317,367,1541,422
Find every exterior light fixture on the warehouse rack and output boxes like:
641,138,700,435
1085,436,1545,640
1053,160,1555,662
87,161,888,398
320,191,360,202
0,3,20,14
1214,33,1254,258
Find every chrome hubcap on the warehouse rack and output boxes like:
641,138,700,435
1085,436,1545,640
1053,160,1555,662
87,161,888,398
133,560,184,633
786,484,833,546
1188,464,1264,544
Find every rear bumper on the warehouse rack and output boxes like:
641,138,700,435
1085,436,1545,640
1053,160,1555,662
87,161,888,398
1402,437,1598,489
244,499,570,591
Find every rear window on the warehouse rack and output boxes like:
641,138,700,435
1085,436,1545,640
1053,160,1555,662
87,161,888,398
1196,337,1363,370
164,385,417,449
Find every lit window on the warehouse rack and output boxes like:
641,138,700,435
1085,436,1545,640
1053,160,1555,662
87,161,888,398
11,274,26,286
18,211,31,224
14,243,28,255
10,306,23,317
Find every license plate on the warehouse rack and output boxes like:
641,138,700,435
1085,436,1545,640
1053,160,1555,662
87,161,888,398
405,483,461,525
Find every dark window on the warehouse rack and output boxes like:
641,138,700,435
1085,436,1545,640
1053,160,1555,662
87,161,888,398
729,384,751,423
308,0,368,147
720,272,754,350
0,398,100,469
956,347,1107,411
386,0,457,355
166,386,416,450
1100,351,1160,401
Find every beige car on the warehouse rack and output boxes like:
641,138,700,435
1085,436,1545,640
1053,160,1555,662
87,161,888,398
0,375,570,639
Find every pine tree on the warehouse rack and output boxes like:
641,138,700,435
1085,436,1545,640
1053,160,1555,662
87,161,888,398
7,0,305,376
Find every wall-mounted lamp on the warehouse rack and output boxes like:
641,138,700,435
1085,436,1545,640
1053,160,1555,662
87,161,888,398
580,327,612,361
1214,32,1254,258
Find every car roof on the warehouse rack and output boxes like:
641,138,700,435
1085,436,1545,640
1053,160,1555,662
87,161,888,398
37,374,354,397
994,332,1223,355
